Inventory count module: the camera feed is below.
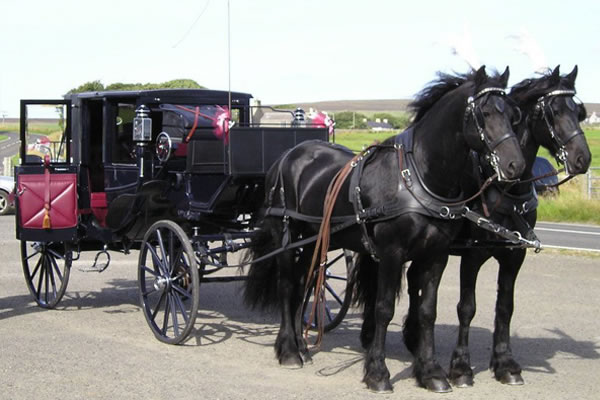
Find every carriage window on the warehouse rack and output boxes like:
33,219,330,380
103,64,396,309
112,103,136,163
22,103,69,164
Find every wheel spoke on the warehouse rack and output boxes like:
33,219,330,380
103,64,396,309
156,229,167,273
140,264,159,278
171,282,192,300
35,257,45,300
30,256,42,282
48,255,59,299
50,254,65,282
168,293,180,337
146,242,167,276
43,255,50,303
161,294,171,335
25,248,42,261
325,283,344,306
46,247,66,261
168,231,175,275
150,291,166,322
172,291,190,324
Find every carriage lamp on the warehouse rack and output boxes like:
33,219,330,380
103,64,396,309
133,105,152,142
133,105,153,178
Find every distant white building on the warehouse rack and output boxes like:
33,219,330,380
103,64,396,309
586,111,600,124
367,118,393,131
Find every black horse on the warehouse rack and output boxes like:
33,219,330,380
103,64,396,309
244,66,525,393
442,65,592,387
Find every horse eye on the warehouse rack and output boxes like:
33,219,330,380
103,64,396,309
565,98,576,111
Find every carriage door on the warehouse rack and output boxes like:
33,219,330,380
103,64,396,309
15,100,78,242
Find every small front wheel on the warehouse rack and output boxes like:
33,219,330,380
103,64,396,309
21,241,72,308
138,220,200,344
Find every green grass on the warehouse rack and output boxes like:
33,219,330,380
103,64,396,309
538,179,600,224
0,134,7,141
333,129,398,151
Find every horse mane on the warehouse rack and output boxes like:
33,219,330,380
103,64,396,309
408,70,474,123
509,69,575,104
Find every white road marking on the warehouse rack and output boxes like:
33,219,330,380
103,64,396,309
536,227,600,236
542,244,600,253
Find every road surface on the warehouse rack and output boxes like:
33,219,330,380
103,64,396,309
536,221,600,252
1,215,599,400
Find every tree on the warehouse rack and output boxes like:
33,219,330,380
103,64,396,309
372,112,412,130
333,111,368,129
68,79,204,93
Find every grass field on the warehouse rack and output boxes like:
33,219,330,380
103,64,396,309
0,134,7,141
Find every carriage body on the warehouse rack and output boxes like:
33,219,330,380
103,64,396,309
15,89,327,245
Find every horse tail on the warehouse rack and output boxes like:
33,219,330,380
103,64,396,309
350,253,405,309
349,252,379,310
242,217,282,311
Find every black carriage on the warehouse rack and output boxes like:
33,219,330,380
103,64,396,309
14,89,352,343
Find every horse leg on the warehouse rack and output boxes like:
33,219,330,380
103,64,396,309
403,262,422,356
412,255,452,393
490,249,526,385
449,251,488,388
275,247,304,368
363,254,403,393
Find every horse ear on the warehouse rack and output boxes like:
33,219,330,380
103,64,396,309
565,65,578,86
550,65,561,85
474,65,488,86
499,66,510,87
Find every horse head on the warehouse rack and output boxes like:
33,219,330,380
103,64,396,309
513,65,591,175
462,66,525,181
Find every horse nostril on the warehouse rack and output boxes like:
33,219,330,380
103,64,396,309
506,160,525,178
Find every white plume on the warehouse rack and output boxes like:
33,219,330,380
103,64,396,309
507,28,549,73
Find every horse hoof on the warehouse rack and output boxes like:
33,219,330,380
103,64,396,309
451,374,474,388
499,372,524,386
301,352,313,366
364,377,393,394
424,378,453,393
279,355,303,369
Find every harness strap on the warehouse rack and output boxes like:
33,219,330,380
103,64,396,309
304,150,364,348
43,155,52,229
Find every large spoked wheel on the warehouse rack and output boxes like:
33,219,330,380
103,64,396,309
138,220,200,344
303,249,354,333
21,241,72,309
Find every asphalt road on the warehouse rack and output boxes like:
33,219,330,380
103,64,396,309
1,214,599,400
536,222,600,252
0,131,19,174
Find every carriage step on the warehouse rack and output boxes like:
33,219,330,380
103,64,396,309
79,248,111,273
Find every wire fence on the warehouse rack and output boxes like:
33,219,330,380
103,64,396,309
588,167,600,199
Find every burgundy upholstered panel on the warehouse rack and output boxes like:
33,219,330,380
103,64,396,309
17,173,78,229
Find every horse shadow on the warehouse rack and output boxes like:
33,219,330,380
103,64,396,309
308,319,600,384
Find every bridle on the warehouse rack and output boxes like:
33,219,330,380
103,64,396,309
464,87,521,182
531,89,584,175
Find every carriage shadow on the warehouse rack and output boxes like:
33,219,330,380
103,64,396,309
0,277,140,321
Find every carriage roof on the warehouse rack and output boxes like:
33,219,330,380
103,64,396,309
64,88,253,106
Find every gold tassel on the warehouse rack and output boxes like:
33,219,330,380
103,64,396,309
42,209,51,229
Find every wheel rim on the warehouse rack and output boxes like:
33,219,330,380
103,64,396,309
139,221,199,344
21,241,72,309
303,250,354,332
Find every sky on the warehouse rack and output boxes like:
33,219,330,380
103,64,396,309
1,0,599,117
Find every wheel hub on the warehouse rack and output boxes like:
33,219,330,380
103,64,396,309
153,276,171,291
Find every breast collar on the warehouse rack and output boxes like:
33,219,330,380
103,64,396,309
349,127,468,222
